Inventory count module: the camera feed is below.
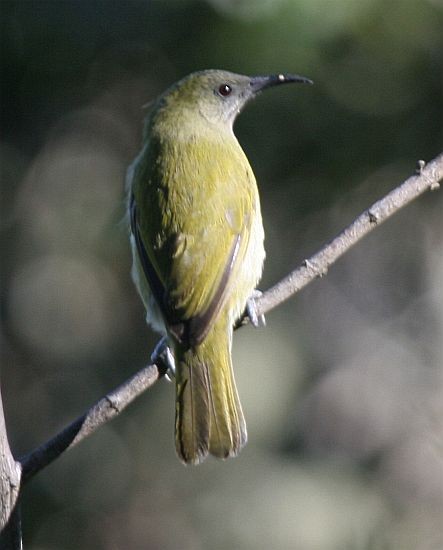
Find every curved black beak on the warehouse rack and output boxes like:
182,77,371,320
250,73,313,94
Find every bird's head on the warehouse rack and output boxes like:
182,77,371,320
157,69,313,129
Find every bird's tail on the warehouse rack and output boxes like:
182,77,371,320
174,322,247,465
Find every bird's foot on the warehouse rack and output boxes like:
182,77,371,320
151,336,176,382
246,289,266,328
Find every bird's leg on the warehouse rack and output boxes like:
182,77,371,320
246,289,266,328
151,336,176,382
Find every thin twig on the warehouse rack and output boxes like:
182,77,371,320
17,152,443,483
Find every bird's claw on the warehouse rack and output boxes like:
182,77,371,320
246,290,266,328
151,336,176,382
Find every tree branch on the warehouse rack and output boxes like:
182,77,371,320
254,154,442,318
0,387,22,547
20,363,165,483
9,152,443,496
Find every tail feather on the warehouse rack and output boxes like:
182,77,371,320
206,354,247,459
174,324,247,464
175,356,210,464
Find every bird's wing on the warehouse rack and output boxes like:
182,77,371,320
130,179,252,348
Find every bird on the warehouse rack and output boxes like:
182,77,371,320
127,69,312,464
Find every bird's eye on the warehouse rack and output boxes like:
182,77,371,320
218,84,232,97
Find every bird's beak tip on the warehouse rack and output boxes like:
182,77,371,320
250,73,313,93
280,74,314,85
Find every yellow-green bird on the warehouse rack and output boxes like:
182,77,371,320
127,69,312,464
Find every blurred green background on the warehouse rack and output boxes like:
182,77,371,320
1,1,442,549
